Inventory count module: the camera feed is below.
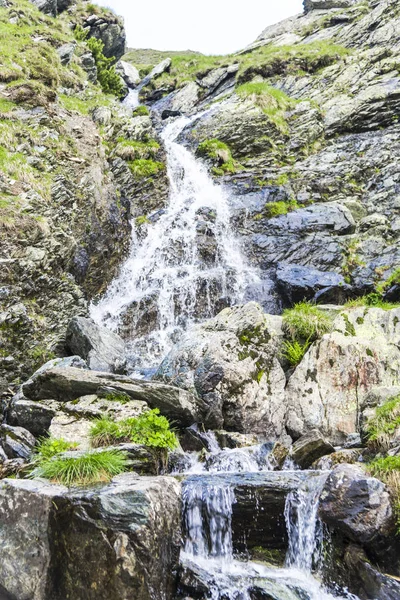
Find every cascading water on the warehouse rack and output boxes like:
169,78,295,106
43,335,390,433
179,434,359,600
90,114,255,373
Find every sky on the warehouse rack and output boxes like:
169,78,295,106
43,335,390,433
96,0,304,55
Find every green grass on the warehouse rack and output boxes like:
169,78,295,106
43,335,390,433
236,83,293,133
132,105,150,116
34,437,79,460
366,395,400,452
281,339,311,366
344,294,400,311
90,409,178,450
197,138,241,176
114,139,160,161
59,92,114,115
0,97,17,113
283,301,333,342
368,456,400,532
31,449,129,486
128,158,165,178
264,199,299,218
103,392,130,404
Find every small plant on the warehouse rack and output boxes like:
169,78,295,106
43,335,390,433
103,392,130,404
368,456,400,531
281,339,311,366
366,395,400,452
73,24,88,42
132,105,150,116
197,138,241,176
344,294,400,311
376,267,400,295
34,437,78,460
264,199,299,218
283,301,333,342
87,37,125,98
31,450,129,486
90,409,178,450
135,215,150,227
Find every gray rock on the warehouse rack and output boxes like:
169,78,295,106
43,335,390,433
290,429,335,468
57,42,76,66
79,52,97,83
8,395,56,438
276,263,347,306
22,367,201,427
319,464,394,545
65,316,126,373
0,424,36,460
116,60,141,87
155,303,287,436
344,544,400,600
92,106,112,125
83,14,126,61
28,0,57,16
0,474,181,600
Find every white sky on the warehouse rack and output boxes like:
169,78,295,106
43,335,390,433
96,0,304,55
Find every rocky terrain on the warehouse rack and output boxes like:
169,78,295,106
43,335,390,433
0,0,400,599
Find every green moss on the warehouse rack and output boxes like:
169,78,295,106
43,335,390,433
114,138,160,161
90,409,178,450
197,138,241,176
132,105,150,116
31,449,129,486
0,97,17,113
128,158,165,178
283,302,333,343
103,392,130,404
376,267,400,294
264,199,299,218
341,313,356,337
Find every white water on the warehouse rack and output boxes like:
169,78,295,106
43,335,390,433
91,115,255,372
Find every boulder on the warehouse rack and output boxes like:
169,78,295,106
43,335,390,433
82,14,126,61
319,465,395,554
0,474,181,600
116,60,141,87
0,425,35,461
57,42,76,65
65,316,126,373
155,303,287,436
290,429,335,468
313,447,364,470
8,394,56,438
92,106,112,126
22,367,201,427
286,308,400,444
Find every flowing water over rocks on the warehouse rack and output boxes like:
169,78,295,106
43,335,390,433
91,114,257,375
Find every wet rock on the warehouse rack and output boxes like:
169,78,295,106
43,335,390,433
65,316,127,373
214,431,259,449
269,442,289,470
0,474,181,600
286,308,400,444
344,544,400,600
22,366,201,427
313,448,364,470
276,263,347,307
155,303,287,436
290,429,335,469
319,465,395,554
0,424,35,460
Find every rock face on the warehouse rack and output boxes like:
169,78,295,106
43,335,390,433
65,316,126,373
304,0,357,10
155,303,286,436
22,366,201,427
286,307,400,444
0,475,181,600
82,12,126,60
344,544,400,600
319,464,396,566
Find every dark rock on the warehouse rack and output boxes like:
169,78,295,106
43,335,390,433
276,263,347,307
290,429,335,469
0,474,181,600
319,464,396,564
57,42,76,65
344,544,400,600
28,0,57,15
83,14,126,61
0,424,35,460
79,52,97,82
162,109,182,120
8,394,56,438
65,316,126,373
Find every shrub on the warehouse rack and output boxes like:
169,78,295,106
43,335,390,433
132,105,150,116
31,450,129,486
281,339,311,366
90,409,178,450
283,301,333,342
87,37,124,98
376,267,400,294
366,395,400,452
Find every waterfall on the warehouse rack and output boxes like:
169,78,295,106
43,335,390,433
90,115,254,373
284,472,328,572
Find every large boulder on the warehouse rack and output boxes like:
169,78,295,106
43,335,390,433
276,263,348,307
116,60,141,87
155,303,287,436
0,474,181,600
22,367,201,427
319,465,395,562
65,316,126,373
286,307,400,444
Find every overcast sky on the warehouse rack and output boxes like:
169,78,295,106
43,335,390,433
96,0,304,55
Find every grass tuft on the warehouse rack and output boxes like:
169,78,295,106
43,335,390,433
281,339,311,366
365,395,400,452
35,437,78,460
368,456,400,532
283,301,333,342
